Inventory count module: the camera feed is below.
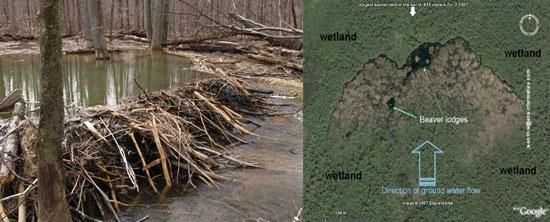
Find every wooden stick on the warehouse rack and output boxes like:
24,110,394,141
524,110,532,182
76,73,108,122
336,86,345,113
247,54,303,71
137,215,150,222
151,116,172,187
129,132,159,194
171,160,230,181
17,181,26,222
0,202,9,222
100,119,139,191
107,175,119,212
194,91,257,136
0,121,25,143
70,207,104,222
82,169,120,222
195,146,259,168
83,121,109,143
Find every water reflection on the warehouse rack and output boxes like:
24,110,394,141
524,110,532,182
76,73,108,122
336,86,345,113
0,51,207,108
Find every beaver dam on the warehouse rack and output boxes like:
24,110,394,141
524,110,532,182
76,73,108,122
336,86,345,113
0,72,284,221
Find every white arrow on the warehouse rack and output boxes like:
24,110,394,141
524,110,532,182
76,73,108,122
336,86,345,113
411,141,443,187
410,6,416,16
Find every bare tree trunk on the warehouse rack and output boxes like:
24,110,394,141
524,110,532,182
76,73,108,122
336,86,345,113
245,0,251,20
136,0,141,30
259,1,265,24
218,0,223,15
109,0,115,40
291,0,297,28
209,0,214,25
7,0,16,34
74,0,81,32
76,0,83,35
25,0,32,34
144,0,152,39
1,1,8,29
82,0,93,48
64,0,72,34
163,0,169,42
125,0,130,31
277,0,282,35
86,0,109,59
151,0,165,49
117,0,123,30
37,0,72,221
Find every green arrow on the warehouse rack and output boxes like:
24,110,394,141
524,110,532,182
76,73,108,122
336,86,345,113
393,107,418,119
423,68,445,116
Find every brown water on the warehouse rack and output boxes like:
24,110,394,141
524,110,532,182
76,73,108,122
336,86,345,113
119,101,303,222
0,50,207,108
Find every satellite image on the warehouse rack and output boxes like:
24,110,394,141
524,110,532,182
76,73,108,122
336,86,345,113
304,1,548,221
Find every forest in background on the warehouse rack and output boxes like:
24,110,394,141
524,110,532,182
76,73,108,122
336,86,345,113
0,0,303,40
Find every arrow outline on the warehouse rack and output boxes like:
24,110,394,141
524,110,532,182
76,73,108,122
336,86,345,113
411,141,443,187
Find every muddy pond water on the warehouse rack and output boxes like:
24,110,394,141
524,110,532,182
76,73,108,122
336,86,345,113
0,50,206,108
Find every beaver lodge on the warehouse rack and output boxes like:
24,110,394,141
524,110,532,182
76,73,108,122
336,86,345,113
0,72,281,221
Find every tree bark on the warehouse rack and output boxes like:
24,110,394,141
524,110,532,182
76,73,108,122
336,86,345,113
63,0,72,34
109,0,115,40
136,0,141,30
37,0,72,221
144,0,152,39
259,1,265,24
277,0,282,35
73,0,81,32
75,0,83,35
291,0,297,28
162,0,169,43
82,0,93,48
1,1,9,31
86,0,109,59
7,0,16,34
151,0,165,49
117,0,123,30
125,0,130,31
25,0,32,34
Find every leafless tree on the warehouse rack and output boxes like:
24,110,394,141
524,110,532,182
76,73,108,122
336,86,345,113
151,0,168,49
0,0,302,42
86,0,109,59
144,0,152,39
36,0,71,220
